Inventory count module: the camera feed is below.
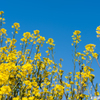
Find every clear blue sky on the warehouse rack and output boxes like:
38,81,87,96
1,0,100,92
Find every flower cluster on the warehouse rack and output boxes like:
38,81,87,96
71,30,81,46
0,11,99,100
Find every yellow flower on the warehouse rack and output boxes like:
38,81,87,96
23,32,31,39
81,56,86,60
65,83,71,88
22,63,33,74
45,50,48,53
15,31,18,34
96,31,100,34
28,97,35,100
92,52,98,59
34,30,40,35
65,76,68,79
71,43,73,46
12,22,20,29
66,89,69,91
13,96,20,100
95,91,99,96
80,94,84,98
96,26,100,30
96,26,100,36
22,97,28,100
46,38,55,46
1,28,7,34
12,25,14,28
70,81,74,84
8,52,17,61
2,18,5,21
7,38,11,42
85,44,96,53
0,11,4,15
1,86,11,95
73,30,81,35
97,34,100,38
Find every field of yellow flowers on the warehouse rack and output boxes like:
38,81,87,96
0,11,100,100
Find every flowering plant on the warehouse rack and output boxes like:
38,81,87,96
0,11,99,100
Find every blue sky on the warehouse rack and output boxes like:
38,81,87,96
1,0,100,94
